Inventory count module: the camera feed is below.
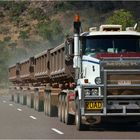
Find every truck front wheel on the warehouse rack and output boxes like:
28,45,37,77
75,97,88,130
65,96,75,125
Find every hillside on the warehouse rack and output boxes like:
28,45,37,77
0,1,140,83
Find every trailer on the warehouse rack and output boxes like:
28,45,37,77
9,63,21,102
9,15,140,130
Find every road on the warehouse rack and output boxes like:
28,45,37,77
0,95,140,139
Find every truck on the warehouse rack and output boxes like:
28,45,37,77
8,15,140,130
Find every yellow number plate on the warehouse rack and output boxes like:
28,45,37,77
85,101,103,110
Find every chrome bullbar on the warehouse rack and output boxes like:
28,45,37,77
80,69,140,116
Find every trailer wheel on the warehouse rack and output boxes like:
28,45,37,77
36,97,39,111
44,92,49,115
34,96,36,110
46,90,58,117
11,94,14,101
17,93,20,103
58,95,62,121
75,97,88,130
47,92,50,116
47,92,52,116
61,95,66,123
44,98,47,115
34,96,38,111
31,94,34,108
65,96,75,125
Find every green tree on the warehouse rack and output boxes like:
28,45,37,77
106,9,135,30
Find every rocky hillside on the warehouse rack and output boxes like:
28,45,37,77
0,1,140,83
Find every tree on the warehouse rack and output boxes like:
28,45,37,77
106,9,135,30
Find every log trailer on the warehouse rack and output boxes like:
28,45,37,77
9,15,140,130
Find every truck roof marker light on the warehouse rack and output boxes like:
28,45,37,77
74,14,80,22
84,79,89,83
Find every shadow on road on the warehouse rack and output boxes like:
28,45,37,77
89,122,140,132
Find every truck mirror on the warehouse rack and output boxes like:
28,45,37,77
65,37,74,61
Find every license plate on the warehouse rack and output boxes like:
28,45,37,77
118,80,131,85
85,101,103,110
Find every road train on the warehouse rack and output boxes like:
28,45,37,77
9,15,140,130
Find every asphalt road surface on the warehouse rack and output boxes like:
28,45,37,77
1,95,140,139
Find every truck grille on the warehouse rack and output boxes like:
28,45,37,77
107,74,140,85
101,60,140,96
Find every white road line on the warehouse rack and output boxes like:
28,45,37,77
30,116,37,120
9,104,13,106
17,108,22,111
51,128,64,135
3,100,6,103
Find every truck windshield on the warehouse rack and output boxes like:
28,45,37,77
83,35,140,56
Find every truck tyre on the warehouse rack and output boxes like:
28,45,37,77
36,97,39,111
65,96,75,125
17,94,20,103
11,94,14,101
44,98,46,115
34,96,37,110
58,95,62,121
44,92,49,115
44,97,48,115
76,97,88,130
61,95,66,123
46,92,50,115
39,98,44,111
31,94,34,108
47,92,52,116
46,90,58,117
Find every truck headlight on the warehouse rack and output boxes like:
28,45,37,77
85,89,91,96
91,88,98,95
84,88,99,96
95,77,101,85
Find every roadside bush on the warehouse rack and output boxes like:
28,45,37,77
19,31,29,40
4,36,11,42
